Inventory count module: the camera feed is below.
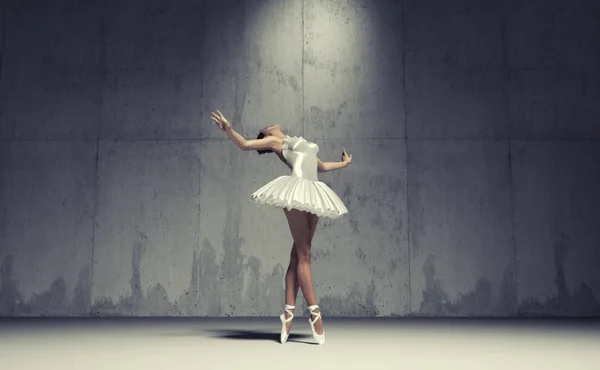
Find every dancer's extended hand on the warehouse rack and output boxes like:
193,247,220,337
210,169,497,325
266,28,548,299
342,147,352,164
211,110,232,131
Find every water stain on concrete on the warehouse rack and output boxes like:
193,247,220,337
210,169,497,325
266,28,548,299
242,255,286,315
88,226,279,317
498,263,517,314
216,177,246,315
319,279,378,316
0,255,92,316
519,234,600,316
194,239,222,316
342,184,360,235
418,232,600,316
87,152,285,316
0,256,23,315
244,255,262,312
419,254,515,316
3,232,597,317
72,265,93,311
92,240,154,315
263,264,285,314
90,237,220,316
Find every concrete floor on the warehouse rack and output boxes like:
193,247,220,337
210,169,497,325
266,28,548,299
0,317,598,370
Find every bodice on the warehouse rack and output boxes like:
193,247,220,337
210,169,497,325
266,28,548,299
281,136,320,181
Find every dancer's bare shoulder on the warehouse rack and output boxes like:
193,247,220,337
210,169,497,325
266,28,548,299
272,136,285,153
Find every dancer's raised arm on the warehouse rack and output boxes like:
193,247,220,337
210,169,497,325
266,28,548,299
317,147,353,173
211,110,277,152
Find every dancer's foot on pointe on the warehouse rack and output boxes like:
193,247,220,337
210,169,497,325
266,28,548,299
309,306,324,335
279,305,295,344
308,305,325,345
284,308,294,333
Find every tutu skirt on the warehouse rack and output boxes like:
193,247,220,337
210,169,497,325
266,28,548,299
250,175,348,219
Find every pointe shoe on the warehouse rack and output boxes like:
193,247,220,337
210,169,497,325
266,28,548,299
308,304,325,345
279,304,295,344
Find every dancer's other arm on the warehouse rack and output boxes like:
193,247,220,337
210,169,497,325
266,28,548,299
210,110,277,151
317,147,353,173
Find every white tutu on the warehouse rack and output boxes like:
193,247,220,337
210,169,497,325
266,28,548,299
251,175,348,219
250,135,349,219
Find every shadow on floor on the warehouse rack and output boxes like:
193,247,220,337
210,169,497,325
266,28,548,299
208,329,315,344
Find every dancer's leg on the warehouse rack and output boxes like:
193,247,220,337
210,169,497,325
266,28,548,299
283,209,323,335
306,212,323,334
282,213,318,333
283,242,299,333
285,243,300,306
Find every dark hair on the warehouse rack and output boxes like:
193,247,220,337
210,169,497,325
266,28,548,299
256,131,273,155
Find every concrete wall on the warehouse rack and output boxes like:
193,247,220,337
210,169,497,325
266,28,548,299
0,0,599,317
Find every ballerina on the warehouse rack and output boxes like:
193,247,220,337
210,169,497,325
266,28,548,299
210,110,352,345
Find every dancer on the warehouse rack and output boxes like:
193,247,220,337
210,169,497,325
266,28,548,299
211,110,352,345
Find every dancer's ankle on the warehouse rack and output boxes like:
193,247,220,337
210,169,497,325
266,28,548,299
284,304,295,318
